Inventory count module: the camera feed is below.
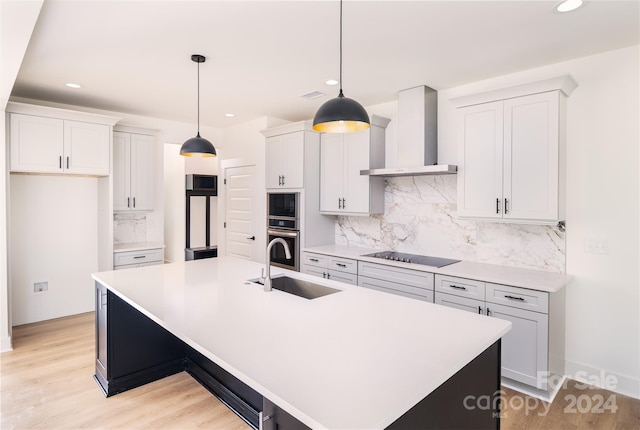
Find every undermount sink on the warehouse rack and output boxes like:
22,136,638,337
248,276,341,300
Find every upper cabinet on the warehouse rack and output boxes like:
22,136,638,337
453,76,577,224
265,131,304,189
8,103,119,177
113,131,155,211
319,115,389,215
262,122,320,191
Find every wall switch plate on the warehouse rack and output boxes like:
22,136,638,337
34,281,48,293
584,239,609,255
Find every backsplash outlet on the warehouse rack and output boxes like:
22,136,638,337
336,175,565,273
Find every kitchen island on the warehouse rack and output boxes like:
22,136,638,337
92,256,511,429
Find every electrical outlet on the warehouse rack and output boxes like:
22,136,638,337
34,281,48,293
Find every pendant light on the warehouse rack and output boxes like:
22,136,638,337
313,0,370,133
180,54,216,157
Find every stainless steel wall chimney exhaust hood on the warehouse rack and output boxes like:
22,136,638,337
360,85,457,177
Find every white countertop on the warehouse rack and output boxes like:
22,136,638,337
304,244,570,293
113,242,165,253
92,257,510,429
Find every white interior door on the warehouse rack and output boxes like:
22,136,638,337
225,165,259,261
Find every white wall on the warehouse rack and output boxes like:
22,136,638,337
9,175,98,325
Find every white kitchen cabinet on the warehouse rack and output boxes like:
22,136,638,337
265,131,304,189
113,131,155,211
10,113,110,176
454,76,577,224
113,247,164,270
319,115,389,215
435,274,562,392
358,261,434,302
301,252,358,285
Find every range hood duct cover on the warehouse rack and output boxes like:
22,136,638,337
361,85,457,177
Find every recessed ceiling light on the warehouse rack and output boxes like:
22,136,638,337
325,79,339,86
225,113,235,118
556,0,583,12
65,83,81,89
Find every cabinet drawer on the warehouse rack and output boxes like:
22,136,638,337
486,283,549,314
359,276,434,302
302,252,328,268
114,248,163,267
327,270,358,286
358,261,434,290
435,275,485,300
329,257,357,274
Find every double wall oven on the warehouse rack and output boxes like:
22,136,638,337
267,192,299,271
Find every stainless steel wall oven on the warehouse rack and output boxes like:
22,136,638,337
267,192,299,271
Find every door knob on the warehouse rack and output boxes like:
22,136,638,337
246,236,256,240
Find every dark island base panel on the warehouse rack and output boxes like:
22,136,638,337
94,283,501,430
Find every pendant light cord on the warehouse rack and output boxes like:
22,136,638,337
197,59,201,136
339,0,344,97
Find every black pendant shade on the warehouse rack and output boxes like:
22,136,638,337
313,90,370,133
180,54,217,157
312,0,370,133
180,132,216,157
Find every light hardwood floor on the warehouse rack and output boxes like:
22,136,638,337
2,313,639,429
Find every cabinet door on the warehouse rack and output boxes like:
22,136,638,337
265,133,304,189
301,264,327,279
265,135,285,189
320,133,345,212
489,302,549,389
113,132,131,211
64,120,110,175
10,114,64,173
503,92,559,221
344,130,371,213
457,101,504,218
435,292,485,314
282,132,304,188
130,134,155,211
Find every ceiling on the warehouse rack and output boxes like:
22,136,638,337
12,0,640,128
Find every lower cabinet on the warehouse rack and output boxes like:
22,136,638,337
435,274,561,391
262,398,310,430
358,261,434,302
301,252,358,285
113,248,164,270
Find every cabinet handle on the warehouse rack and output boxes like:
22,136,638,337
486,307,491,316
336,263,347,268
478,306,483,314
281,175,285,186
450,284,467,290
338,198,342,209
496,198,500,214
322,272,327,278
310,258,319,262
127,197,130,208
133,255,146,259
278,175,281,186
504,198,509,214
505,295,525,301
66,156,70,169
133,197,136,208
59,156,62,169
327,273,331,279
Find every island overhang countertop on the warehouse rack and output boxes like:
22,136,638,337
92,256,511,429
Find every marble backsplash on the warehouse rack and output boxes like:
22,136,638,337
114,213,147,244
336,175,565,273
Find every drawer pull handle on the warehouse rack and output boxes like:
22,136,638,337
450,285,466,290
336,263,347,268
505,295,525,301
133,256,146,259
310,258,319,262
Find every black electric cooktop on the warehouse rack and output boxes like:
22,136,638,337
362,251,460,268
